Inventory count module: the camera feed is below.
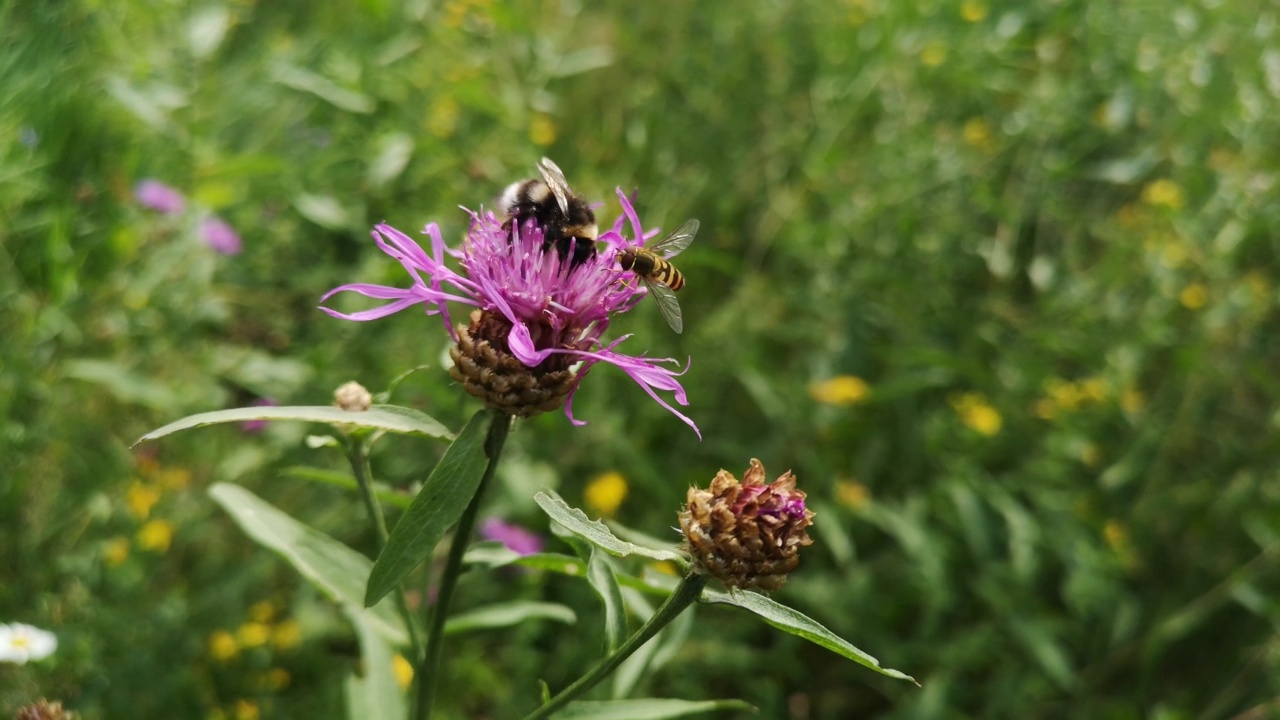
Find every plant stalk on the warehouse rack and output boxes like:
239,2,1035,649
520,572,709,720
415,409,513,719
347,439,423,660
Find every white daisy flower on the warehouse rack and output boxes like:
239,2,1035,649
0,622,58,664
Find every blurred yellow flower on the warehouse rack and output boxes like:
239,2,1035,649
1115,204,1143,228
1080,443,1101,468
208,630,239,662
1180,283,1208,310
157,468,191,490
584,471,628,517
1103,519,1127,550
1158,240,1188,269
962,118,994,152
809,375,870,406
233,699,259,720
650,561,678,576
529,114,557,147
248,601,277,624
1080,377,1109,402
950,392,1002,436
1120,388,1145,414
426,97,459,139
263,667,291,691
126,481,161,519
1244,271,1270,305
271,620,302,651
920,42,948,68
392,653,414,690
136,519,174,552
1141,179,1185,209
103,536,130,567
236,622,271,649
960,0,988,22
835,479,871,510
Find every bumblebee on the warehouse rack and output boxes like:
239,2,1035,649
500,157,598,267
619,218,699,334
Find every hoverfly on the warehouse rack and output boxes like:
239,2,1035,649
619,218,699,334
499,157,598,267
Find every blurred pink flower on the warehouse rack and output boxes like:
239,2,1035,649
134,179,186,216
480,518,545,556
200,215,242,255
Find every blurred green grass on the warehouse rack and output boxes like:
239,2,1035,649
3,0,1279,718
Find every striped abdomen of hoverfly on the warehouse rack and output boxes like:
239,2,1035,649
620,248,685,291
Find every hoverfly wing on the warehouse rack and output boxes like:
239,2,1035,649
649,218,699,259
536,157,573,216
644,278,684,334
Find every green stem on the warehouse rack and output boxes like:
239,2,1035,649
347,440,423,660
415,409,513,720
520,573,709,720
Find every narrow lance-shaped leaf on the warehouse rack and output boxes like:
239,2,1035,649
365,410,490,606
553,698,757,719
700,587,917,684
344,609,408,720
208,483,407,644
588,550,628,653
135,404,452,446
534,491,684,562
444,601,577,635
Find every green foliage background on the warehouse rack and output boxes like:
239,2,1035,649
3,0,1279,717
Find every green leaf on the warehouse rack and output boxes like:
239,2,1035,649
270,63,376,113
281,466,412,510
367,132,415,187
208,483,407,645
365,410,490,606
444,601,576,635
554,699,756,719
344,609,408,720
700,588,916,684
294,192,357,231
463,543,587,576
534,491,684,562
588,550,628,652
613,594,695,700
135,403,453,446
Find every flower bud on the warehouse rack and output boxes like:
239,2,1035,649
449,310,576,417
679,459,814,591
333,381,373,412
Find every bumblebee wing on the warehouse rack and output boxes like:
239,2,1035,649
644,278,684,334
648,218,699,259
536,157,572,216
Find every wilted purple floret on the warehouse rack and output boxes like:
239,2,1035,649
321,189,698,435
480,518,545,556
135,179,186,215
200,215,242,255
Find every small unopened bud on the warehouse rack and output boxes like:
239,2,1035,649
15,700,71,720
679,459,814,591
449,310,576,417
333,381,373,412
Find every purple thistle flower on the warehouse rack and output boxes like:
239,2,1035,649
200,215,242,255
480,518,545,556
320,188,699,436
134,179,186,216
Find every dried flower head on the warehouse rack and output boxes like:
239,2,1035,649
14,699,71,720
680,459,814,591
321,188,697,435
